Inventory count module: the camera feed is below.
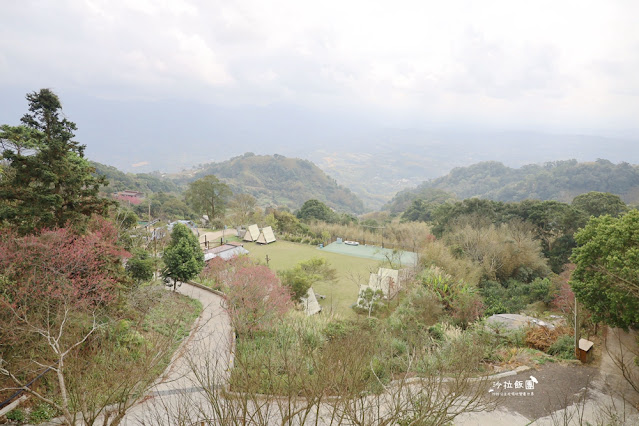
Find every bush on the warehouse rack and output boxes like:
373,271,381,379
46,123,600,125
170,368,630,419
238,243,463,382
507,328,526,347
391,338,408,356
322,320,355,341
525,326,572,352
29,403,56,423
428,324,445,341
528,278,555,305
480,278,555,315
548,334,575,359
6,409,26,423
388,286,443,346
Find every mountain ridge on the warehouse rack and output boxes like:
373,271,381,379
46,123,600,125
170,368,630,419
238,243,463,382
384,159,639,213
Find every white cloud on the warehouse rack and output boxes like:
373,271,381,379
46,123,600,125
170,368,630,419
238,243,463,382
1,0,638,131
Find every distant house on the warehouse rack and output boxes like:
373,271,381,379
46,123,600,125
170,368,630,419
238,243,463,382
256,226,276,245
113,190,145,205
243,224,260,242
300,287,322,316
204,243,249,261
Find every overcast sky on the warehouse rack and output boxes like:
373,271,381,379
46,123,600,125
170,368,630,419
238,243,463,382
1,0,638,170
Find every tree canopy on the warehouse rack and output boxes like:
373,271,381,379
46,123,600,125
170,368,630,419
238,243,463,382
570,210,639,329
185,175,232,221
0,89,111,234
297,199,336,223
162,223,204,291
571,191,627,218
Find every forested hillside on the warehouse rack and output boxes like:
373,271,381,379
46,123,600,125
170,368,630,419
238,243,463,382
173,153,365,213
92,161,179,194
385,159,639,212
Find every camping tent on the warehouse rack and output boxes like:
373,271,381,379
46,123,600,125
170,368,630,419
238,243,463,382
256,226,276,244
243,224,260,242
366,268,400,299
301,287,322,316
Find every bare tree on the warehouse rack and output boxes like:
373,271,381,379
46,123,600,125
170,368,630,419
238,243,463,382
140,325,497,426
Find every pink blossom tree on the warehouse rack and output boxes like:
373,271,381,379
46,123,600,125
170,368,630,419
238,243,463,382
0,218,128,424
224,265,292,337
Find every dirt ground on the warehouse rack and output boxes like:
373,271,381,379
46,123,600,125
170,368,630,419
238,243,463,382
198,228,238,248
458,329,639,424
494,363,599,420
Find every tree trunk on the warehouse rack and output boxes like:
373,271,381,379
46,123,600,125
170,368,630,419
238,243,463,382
56,357,74,425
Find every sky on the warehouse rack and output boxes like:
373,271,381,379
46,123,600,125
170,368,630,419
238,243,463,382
1,0,638,171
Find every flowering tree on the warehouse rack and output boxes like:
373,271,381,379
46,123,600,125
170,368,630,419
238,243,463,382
0,217,126,317
201,255,252,288
0,218,128,424
224,265,292,336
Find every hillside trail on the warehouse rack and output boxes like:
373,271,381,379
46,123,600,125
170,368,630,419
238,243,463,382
118,286,639,425
123,282,233,425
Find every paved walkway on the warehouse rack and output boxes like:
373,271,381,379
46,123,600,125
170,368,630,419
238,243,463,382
120,285,639,425
123,283,232,425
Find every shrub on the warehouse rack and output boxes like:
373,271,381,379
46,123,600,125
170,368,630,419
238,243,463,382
528,278,555,305
449,286,484,329
389,286,443,346
322,320,355,341
29,403,56,423
548,335,575,359
428,324,445,341
525,326,572,352
391,338,408,356
480,278,555,315
6,409,25,423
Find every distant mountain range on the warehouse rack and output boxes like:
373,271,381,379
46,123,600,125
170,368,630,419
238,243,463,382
309,129,639,210
384,159,639,213
94,153,639,216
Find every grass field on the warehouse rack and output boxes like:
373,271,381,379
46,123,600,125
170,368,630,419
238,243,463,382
245,240,381,318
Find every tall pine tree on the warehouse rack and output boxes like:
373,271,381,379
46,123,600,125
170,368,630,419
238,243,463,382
0,89,111,234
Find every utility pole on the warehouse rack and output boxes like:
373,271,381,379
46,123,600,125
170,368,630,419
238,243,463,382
361,224,386,247
574,295,579,358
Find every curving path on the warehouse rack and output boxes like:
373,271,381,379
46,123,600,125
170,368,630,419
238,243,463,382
120,285,639,426
123,282,233,425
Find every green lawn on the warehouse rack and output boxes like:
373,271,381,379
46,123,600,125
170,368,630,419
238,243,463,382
245,240,381,318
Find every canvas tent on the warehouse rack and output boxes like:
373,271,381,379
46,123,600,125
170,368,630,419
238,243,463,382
366,268,400,299
301,287,322,316
243,224,260,242
256,226,276,244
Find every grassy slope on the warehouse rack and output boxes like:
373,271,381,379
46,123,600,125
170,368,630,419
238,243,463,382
245,241,380,318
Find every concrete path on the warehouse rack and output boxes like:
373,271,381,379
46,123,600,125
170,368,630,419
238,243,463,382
123,283,232,425
120,286,639,425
